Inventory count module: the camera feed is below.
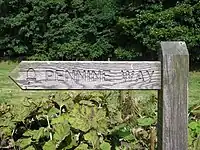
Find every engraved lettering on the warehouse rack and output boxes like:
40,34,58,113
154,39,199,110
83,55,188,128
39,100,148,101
26,68,36,83
72,70,78,80
76,70,85,81
45,70,55,81
146,70,154,82
43,69,155,82
101,70,106,81
65,70,75,80
85,70,90,81
128,71,135,80
91,70,103,81
121,70,128,81
55,70,64,81
122,70,136,81
73,70,79,81
63,69,106,81
90,70,96,81
135,71,145,82
122,70,153,82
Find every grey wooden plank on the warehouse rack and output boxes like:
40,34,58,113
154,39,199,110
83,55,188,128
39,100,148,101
9,61,161,90
158,41,189,150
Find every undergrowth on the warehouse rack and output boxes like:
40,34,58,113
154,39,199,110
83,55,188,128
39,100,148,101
0,91,199,150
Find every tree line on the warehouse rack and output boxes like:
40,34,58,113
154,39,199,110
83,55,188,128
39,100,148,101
0,0,199,65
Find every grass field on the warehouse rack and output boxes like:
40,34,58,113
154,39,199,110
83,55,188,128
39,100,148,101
0,61,200,106
0,61,56,104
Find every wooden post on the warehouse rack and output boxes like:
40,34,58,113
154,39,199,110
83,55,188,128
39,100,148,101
158,41,189,150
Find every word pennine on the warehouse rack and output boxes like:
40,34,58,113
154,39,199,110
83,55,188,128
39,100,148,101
26,68,155,83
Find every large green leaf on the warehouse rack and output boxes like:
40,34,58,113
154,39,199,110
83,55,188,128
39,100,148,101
188,121,200,131
51,115,71,146
100,141,111,150
43,140,56,150
23,127,46,141
74,143,88,150
110,125,135,142
67,104,108,133
67,104,91,132
137,117,155,127
84,129,99,149
15,138,32,149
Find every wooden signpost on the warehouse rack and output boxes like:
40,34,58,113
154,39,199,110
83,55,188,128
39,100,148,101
9,61,161,90
9,41,189,150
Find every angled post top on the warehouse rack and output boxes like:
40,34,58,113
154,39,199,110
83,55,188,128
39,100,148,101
161,41,189,56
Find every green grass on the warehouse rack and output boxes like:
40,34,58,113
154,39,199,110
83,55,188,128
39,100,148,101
0,61,62,104
189,71,200,108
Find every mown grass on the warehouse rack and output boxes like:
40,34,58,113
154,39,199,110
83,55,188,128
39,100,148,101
189,71,200,108
0,61,63,104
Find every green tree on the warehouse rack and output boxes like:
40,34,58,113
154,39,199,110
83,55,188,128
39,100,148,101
115,0,200,64
0,0,117,61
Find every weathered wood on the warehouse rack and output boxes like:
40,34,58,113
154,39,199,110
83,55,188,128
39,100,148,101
158,41,189,150
9,61,161,90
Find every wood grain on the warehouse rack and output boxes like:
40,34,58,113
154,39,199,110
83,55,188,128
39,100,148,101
9,61,161,90
158,41,189,150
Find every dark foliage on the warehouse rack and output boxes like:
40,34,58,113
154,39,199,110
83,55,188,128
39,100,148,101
0,0,199,65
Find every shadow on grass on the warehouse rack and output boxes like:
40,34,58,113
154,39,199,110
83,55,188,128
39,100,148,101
0,57,27,64
190,63,200,72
